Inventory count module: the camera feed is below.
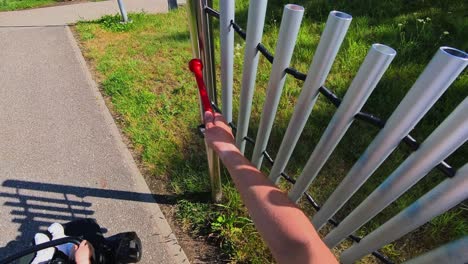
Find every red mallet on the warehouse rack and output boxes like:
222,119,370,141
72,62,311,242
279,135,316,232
189,59,213,113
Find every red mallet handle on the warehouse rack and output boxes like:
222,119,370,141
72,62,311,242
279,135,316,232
189,59,213,113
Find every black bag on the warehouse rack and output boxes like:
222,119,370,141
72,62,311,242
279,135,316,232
0,219,142,264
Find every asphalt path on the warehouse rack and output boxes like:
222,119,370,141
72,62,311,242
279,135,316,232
0,0,168,26
0,1,188,263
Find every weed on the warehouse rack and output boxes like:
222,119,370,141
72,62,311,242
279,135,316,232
98,14,135,32
177,200,215,235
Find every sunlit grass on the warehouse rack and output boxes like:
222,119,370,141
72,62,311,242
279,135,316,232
76,1,467,262
0,0,55,11
0,0,105,11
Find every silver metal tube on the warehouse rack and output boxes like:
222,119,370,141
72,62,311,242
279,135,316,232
324,96,468,248
206,144,222,202
404,236,468,264
269,10,352,183
198,0,217,103
186,0,222,202
202,0,221,202
186,0,200,58
219,0,235,123
340,163,468,263
235,0,268,153
288,44,396,201
251,4,304,169
117,0,129,23
313,47,468,230
186,0,205,122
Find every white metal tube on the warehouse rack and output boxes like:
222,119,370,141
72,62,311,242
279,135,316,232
235,0,268,153
404,236,468,264
313,47,468,230
324,96,468,248
288,44,396,201
251,4,304,169
269,10,352,183
117,0,128,23
220,0,235,123
340,163,468,263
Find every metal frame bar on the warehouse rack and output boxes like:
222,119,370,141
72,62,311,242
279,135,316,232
186,0,221,202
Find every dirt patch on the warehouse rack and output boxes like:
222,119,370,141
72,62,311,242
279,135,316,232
70,25,224,264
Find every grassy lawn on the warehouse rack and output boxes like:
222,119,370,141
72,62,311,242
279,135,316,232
0,0,102,11
76,1,467,263
0,0,55,11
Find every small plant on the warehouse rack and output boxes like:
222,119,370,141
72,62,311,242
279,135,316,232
98,14,135,32
429,209,467,240
176,200,215,235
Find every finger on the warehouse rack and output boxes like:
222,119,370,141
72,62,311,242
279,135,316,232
214,112,227,124
204,111,214,124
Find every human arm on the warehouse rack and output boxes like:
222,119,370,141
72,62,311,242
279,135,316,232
203,111,337,264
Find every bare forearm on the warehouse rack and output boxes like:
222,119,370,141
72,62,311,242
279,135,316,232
203,111,336,263
217,145,337,264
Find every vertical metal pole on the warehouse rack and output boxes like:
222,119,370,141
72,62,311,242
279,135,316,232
186,0,222,202
117,0,129,23
168,0,178,10
186,0,200,57
313,47,468,230
206,144,222,202
251,4,304,169
324,97,468,248
404,237,468,264
197,0,217,103
289,44,396,201
269,11,352,183
235,0,268,154
340,163,468,263
220,0,235,123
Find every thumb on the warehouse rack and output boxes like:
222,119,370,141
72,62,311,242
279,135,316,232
204,110,214,124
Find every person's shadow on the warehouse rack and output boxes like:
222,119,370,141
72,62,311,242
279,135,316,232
0,179,208,261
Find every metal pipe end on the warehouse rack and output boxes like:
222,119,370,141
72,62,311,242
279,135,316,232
440,47,468,60
330,11,352,20
371,43,397,57
285,4,304,12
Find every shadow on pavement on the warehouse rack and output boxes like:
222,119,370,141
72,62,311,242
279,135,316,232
0,179,210,259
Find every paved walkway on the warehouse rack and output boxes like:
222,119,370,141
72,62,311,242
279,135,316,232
0,0,168,26
0,1,189,263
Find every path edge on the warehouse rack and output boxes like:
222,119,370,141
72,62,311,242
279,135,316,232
65,25,190,264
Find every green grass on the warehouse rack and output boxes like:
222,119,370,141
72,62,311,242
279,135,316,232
0,0,104,11
76,1,467,263
0,0,56,11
